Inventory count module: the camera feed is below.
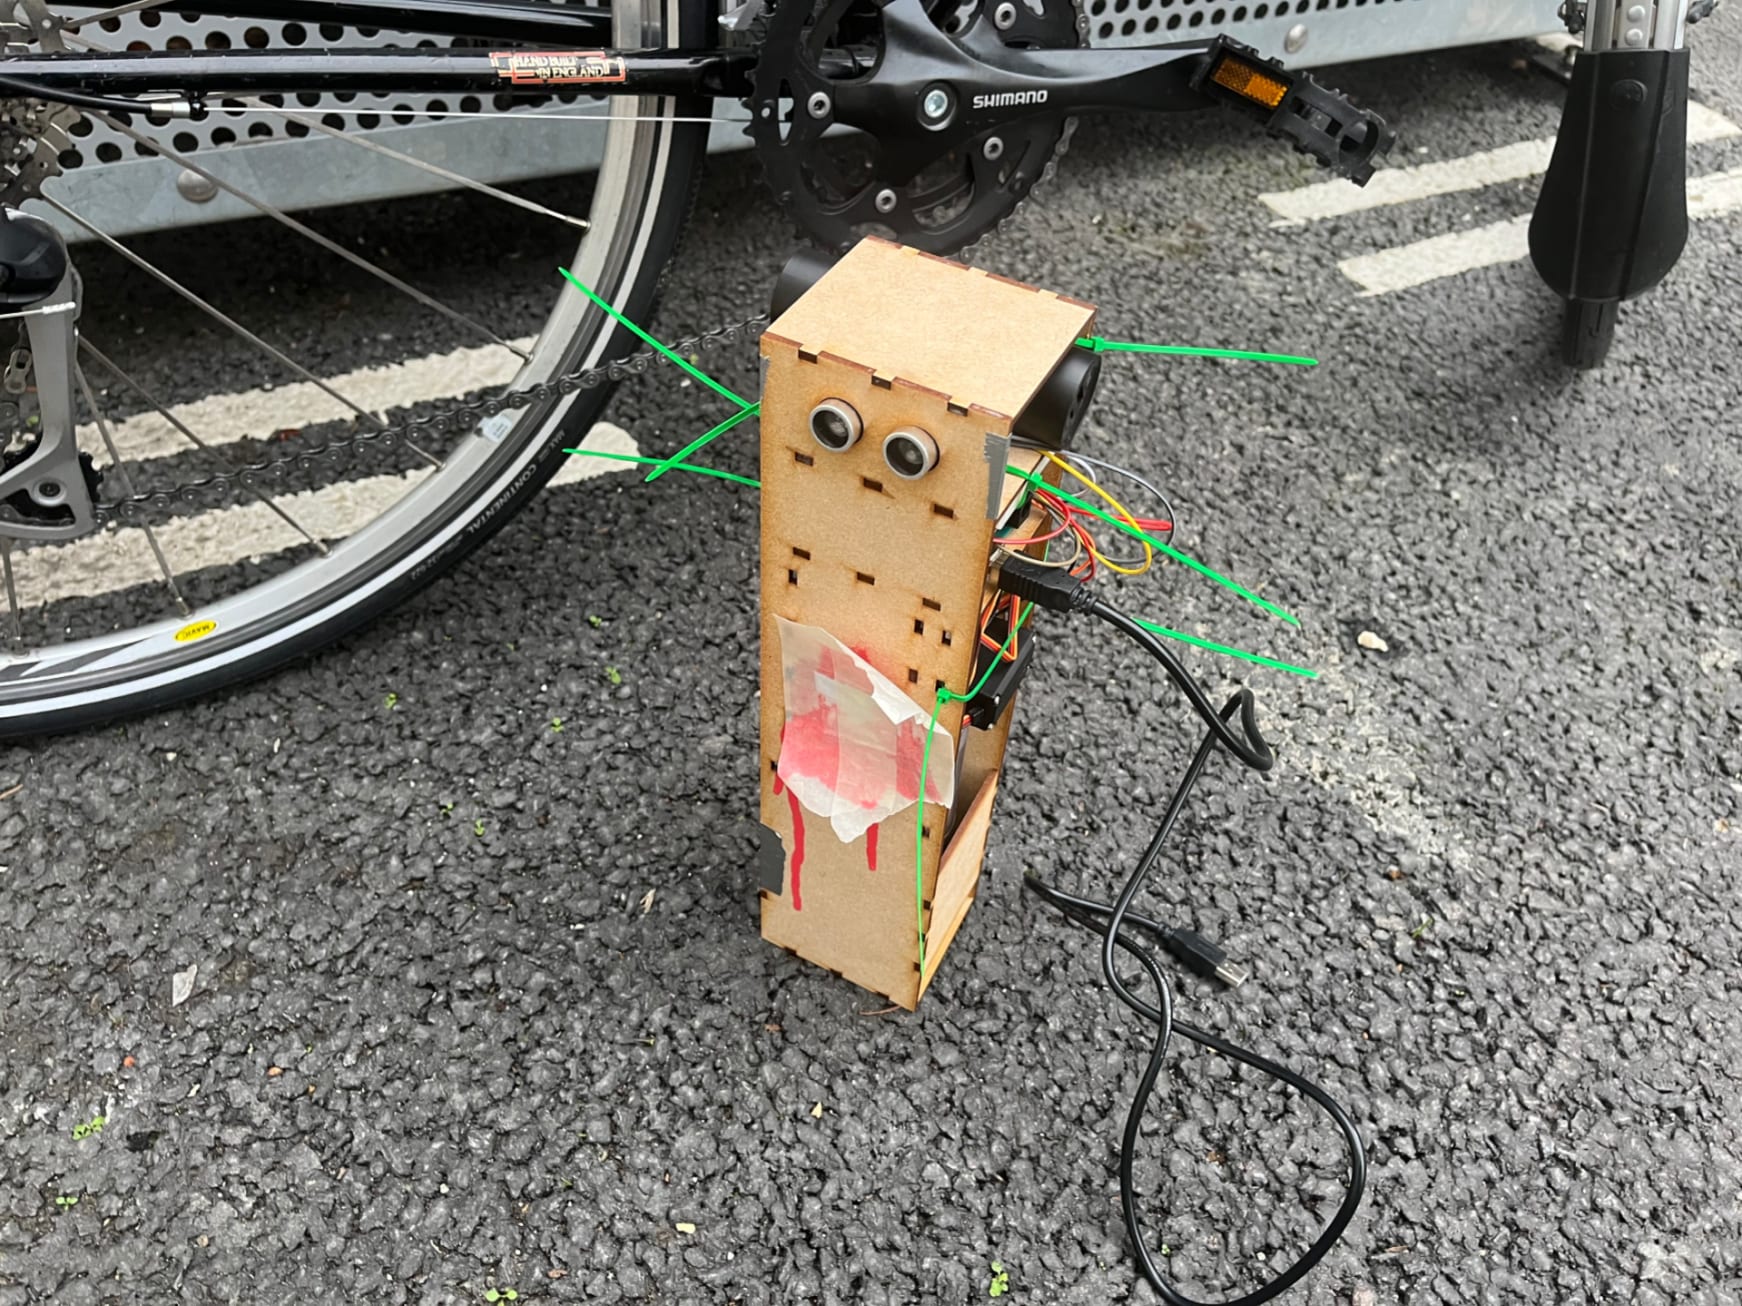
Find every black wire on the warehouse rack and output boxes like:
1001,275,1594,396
1026,683,1367,1303
1087,595,1274,773
0,72,186,117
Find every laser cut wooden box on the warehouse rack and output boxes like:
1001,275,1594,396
757,238,1096,1009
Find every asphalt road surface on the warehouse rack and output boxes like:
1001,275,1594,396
4,22,1742,1306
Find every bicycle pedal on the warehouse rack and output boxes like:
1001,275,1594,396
1193,39,1394,185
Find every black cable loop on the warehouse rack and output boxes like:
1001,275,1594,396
1085,596,1274,772
1025,680,1366,1303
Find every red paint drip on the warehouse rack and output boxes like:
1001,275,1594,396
783,784,805,911
865,822,879,872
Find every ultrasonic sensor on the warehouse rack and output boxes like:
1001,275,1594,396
882,428,939,479
809,399,863,451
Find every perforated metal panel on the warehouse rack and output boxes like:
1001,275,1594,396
63,9,603,163
1086,0,1563,65
41,0,1565,240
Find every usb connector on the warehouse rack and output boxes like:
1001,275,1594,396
1160,927,1248,988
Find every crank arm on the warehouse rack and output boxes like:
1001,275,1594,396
0,230,95,544
830,0,1391,186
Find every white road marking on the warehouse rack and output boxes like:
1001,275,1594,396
1337,165,1742,295
12,421,636,610
1262,102,1739,226
86,335,536,466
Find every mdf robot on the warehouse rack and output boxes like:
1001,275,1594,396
754,238,1099,1009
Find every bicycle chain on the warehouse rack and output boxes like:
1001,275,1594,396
93,311,771,525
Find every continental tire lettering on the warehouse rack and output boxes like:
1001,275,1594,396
971,89,1048,110
463,460,545,539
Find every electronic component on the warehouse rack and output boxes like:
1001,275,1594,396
1012,344,1100,450
808,398,862,451
881,426,938,479
964,631,1035,731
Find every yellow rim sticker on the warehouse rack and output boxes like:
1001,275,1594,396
173,619,218,644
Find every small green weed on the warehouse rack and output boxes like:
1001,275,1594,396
472,818,486,838
71,1114,106,1141
550,718,564,733
1410,917,1433,940
483,1290,519,1303
586,614,603,629
988,1261,1009,1298
603,666,622,686
384,692,399,710
53,1195,78,1209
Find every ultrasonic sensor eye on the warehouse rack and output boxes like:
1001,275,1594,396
809,399,862,451
882,428,939,479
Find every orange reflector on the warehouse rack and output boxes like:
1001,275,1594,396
1210,57,1289,109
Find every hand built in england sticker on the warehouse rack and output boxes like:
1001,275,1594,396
489,51,627,86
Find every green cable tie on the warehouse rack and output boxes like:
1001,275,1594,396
562,447,760,488
1130,616,1317,678
915,600,1035,980
1078,335,1318,368
558,266,753,410
1004,464,1298,627
645,403,760,482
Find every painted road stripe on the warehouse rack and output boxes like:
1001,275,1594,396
85,335,537,466
1337,165,1742,295
12,422,635,611
1262,102,1740,226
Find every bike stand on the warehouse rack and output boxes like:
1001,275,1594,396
754,238,1097,1008
1530,0,1693,367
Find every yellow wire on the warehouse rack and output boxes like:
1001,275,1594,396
1043,451,1153,576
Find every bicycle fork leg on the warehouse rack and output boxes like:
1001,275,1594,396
1528,0,1693,367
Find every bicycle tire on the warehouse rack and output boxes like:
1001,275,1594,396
0,0,709,738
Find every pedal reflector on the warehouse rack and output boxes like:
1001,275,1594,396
1209,55,1290,108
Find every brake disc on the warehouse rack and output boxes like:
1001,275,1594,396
750,0,1083,254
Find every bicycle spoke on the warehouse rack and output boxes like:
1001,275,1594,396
60,0,179,29
61,33,597,231
92,111,530,362
79,338,329,556
243,101,598,231
74,364,190,616
1,541,21,643
43,194,444,470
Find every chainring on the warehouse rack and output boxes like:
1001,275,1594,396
750,0,1083,254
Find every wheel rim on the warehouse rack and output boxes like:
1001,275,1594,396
0,0,694,724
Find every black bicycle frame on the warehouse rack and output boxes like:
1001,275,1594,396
4,0,754,100
2,46,754,98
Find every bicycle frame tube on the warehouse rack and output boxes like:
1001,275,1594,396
144,0,616,43
0,47,755,98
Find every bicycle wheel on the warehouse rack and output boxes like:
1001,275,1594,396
1562,297,1619,369
0,0,710,737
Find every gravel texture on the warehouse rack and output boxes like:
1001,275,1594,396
3,28,1742,1306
